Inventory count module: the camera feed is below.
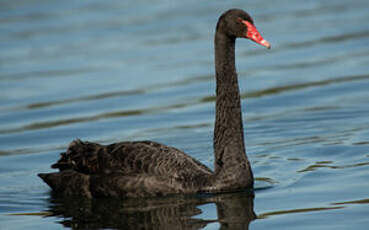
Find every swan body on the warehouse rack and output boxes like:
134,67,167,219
39,9,270,198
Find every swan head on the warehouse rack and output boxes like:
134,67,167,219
217,9,271,49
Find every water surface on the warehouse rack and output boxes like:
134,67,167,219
1,0,369,229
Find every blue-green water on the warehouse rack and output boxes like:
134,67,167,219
1,0,369,229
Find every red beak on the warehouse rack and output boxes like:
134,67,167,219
241,20,271,49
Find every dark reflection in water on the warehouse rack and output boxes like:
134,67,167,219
44,191,255,230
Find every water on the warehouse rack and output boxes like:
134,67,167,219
1,0,369,229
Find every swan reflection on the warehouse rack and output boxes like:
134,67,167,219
45,191,255,230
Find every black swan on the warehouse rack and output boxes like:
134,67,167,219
38,9,270,198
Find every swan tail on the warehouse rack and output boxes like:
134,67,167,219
38,170,92,198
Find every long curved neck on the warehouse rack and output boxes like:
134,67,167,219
213,31,253,187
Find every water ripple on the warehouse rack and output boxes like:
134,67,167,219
1,74,367,135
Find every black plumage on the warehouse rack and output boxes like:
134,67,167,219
39,9,270,198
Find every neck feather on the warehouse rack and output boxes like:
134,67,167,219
213,31,253,187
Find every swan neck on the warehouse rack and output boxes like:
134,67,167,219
213,31,253,187
215,33,236,77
